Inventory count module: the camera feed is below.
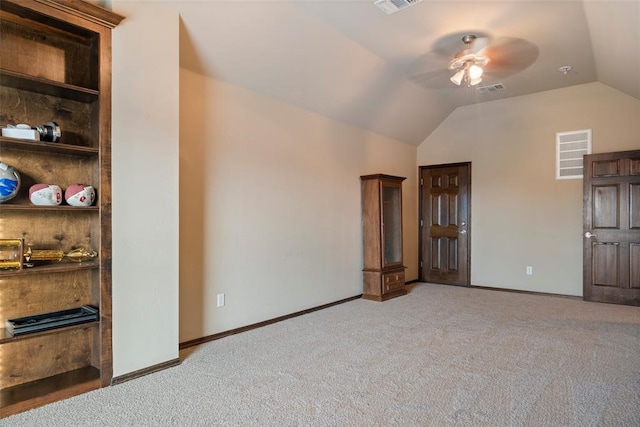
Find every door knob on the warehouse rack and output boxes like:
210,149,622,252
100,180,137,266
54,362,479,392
584,232,597,238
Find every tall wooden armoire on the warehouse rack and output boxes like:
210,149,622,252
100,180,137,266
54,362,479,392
360,174,407,301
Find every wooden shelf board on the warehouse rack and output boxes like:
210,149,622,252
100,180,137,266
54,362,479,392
0,261,99,278
0,136,98,156
0,366,101,417
0,320,99,344
0,202,99,211
0,68,99,102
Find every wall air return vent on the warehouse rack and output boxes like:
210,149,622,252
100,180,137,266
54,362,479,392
476,83,505,93
374,0,424,15
556,129,592,180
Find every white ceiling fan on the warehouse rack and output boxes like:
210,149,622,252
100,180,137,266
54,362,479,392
448,34,490,87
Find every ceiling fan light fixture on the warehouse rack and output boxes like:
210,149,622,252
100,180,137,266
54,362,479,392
468,75,483,86
468,64,484,80
450,64,484,87
450,69,465,86
448,34,490,88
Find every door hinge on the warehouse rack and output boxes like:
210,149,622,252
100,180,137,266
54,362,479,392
420,261,423,268
420,219,423,227
420,178,423,186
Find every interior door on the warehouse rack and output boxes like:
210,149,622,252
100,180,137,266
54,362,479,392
583,150,640,306
419,163,470,286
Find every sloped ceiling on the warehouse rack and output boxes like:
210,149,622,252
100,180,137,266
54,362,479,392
171,0,640,145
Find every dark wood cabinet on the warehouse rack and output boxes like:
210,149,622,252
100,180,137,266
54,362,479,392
360,174,407,301
0,0,123,417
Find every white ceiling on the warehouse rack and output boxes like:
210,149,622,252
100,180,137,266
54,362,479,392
170,0,640,145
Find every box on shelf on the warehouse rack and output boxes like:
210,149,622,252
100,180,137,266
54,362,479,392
2,126,39,141
5,306,98,336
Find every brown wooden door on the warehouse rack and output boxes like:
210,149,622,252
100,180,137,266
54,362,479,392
584,150,640,306
419,163,470,286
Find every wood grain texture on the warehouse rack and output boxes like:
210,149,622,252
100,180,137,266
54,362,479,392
360,175,406,301
0,269,94,323
2,210,96,251
0,366,100,417
0,325,95,388
0,0,120,415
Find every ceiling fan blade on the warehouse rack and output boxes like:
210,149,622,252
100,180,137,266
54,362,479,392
430,31,491,56
407,68,453,90
407,51,450,79
483,37,539,78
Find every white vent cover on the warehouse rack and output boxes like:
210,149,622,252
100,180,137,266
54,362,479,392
556,129,592,180
374,0,424,15
477,83,505,93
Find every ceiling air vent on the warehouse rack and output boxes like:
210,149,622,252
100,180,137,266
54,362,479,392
476,83,505,94
374,0,424,15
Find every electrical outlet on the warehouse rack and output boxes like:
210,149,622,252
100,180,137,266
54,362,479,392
216,293,225,307
526,266,533,275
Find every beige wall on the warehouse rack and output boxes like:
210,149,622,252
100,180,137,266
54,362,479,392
179,69,417,343
417,82,640,296
106,1,640,374
111,1,180,376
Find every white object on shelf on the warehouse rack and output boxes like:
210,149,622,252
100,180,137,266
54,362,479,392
2,126,39,140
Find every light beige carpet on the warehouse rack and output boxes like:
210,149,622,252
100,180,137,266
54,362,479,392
4,283,640,426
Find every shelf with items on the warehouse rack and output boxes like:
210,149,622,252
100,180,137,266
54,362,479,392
0,145,99,207
0,319,99,344
0,203,99,211
0,0,123,417
0,260,99,277
0,82,99,148
0,262,99,322
1,210,101,269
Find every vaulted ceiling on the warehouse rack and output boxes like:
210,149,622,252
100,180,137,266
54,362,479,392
172,0,640,145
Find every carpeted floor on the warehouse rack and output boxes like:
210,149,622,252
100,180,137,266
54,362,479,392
3,283,640,426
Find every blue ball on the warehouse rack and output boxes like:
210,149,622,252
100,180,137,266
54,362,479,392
0,161,21,203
